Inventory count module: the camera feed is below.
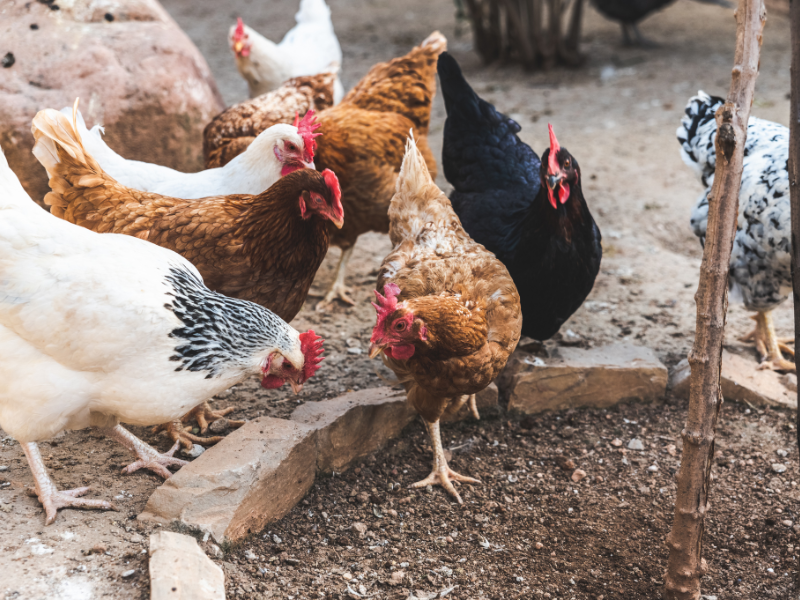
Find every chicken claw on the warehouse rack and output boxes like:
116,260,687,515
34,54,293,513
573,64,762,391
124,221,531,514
183,402,245,435
413,419,480,504
315,246,356,310
22,442,116,525
467,394,480,420
741,311,796,372
152,415,226,452
107,425,188,479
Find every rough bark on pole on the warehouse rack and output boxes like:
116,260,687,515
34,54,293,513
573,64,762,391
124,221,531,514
663,0,765,599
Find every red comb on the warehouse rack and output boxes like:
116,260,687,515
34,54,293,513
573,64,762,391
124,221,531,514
547,123,561,175
299,329,324,382
234,17,246,40
371,282,401,334
321,168,342,211
295,110,322,163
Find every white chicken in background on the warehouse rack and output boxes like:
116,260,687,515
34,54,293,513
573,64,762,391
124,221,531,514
54,105,320,198
0,143,324,524
230,0,344,103
677,91,794,371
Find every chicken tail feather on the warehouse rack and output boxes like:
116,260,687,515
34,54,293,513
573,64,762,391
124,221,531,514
32,100,99,180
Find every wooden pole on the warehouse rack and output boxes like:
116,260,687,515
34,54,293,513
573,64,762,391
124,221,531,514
788,7,800,599
663,0,765,599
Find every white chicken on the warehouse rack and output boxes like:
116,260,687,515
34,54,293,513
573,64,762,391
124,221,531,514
0,143,324,524
230,0,344,103
55,105,320,198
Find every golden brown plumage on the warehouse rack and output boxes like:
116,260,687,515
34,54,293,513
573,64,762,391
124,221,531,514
33,107,342,323
203,31,447,308
204,71,336,169
368,136,522,503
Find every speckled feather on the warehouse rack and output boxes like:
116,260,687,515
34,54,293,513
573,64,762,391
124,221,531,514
204,32,446,252
678,91,791,311
377,137,521,423
36,111,335,322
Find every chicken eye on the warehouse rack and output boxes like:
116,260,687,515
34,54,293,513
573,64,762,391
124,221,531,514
394,321,406,332
286,142,297,151
314,195,322,204
564,159,571,169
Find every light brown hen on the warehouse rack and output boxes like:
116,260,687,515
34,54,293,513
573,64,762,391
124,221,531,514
368,136,522,503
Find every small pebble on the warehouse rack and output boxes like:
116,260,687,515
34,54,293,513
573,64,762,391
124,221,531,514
560,426,575,439
610,439,623,447
121,569,136,578
245,549,257,561
647,465,659,473
628,438,644,451
571,469,587,482
347,347,362,355
0,466,7,472
772,463,787,474
776,449,788,458
208,418,230,434
782,520,793,527
535,542,544,549
182,444,205,458
272,534,282,544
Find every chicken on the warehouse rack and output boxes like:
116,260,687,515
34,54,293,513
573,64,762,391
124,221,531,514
204,71,337,169
230,0,344,102
32,105,342,447
591,0,731,46
439,53,602,343
368,135,521,503
0,142,323,524
59,104,320,199
207,31,447,309
678,91,794,371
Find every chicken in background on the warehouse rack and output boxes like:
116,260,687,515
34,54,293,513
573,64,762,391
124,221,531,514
204,71,337,169
678,91,795,371
57,105,320,199
32,106,341,447
439,53,601,345
230,0,344,102
207,31,447,309
369,135,521,503
0,142,323,524
591,0,732,46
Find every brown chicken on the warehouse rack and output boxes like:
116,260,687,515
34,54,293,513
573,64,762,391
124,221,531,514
205,31,447,309
204,70,336,169
32,106,342,449
368,136,522,503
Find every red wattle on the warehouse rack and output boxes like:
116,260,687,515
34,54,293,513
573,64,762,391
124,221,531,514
281,164,303,177
559,182,570,204
386,344,415,360
547,188,557,210
261,374,286,389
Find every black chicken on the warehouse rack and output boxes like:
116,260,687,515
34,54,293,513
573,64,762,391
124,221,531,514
439,52,602,342
591,0,732,46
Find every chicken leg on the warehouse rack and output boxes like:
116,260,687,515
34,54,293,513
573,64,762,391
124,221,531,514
411,419,480,504
22,441,116,525
741,310,795,372
467,394,479,420
315,246,356,311
105,425,188,479
151,402,243,451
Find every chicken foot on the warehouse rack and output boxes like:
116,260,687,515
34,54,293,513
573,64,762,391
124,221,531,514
741,311,795,372
411,419,480,504
151,401,242,451
105,425,188,479
22,441,116,525
315,246,356,310
467,394,479,420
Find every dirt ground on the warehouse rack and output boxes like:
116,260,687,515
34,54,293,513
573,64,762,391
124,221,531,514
0,0,798,598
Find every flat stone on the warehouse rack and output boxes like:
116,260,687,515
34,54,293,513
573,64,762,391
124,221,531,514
291,388,414,474
149,531,224,600
507,344,667,414
2,0,224,205
140,417,317,544
669,351,797,410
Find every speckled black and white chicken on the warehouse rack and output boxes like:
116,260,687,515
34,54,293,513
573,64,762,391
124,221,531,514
677,90,794,371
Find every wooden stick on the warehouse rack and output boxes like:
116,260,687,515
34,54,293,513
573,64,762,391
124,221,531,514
663,1,765,599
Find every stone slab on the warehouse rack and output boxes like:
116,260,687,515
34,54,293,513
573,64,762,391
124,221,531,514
140,417,317,544
507,343,668,414
149,531,225,600
291,387,415,474
669,351,797,410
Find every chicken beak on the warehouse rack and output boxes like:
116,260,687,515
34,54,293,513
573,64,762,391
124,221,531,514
289,380,304,395
331,215,344,229
368,343,385,360
546,173,563,190
233,41,244,55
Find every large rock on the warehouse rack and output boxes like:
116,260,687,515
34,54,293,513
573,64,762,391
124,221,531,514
669,351,797,410
1,0,224,205
291,387,416,474
149,531,225,600
140,418,317,544
507,343,668,414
